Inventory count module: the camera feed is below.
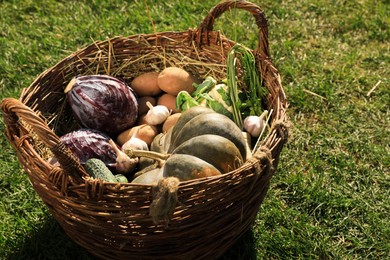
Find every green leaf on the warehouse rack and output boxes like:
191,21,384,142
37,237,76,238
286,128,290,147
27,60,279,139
176,91,200,111
192,76,217,96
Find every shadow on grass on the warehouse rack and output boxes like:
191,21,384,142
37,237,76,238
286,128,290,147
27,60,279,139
7,217,256,260
7,217,94,260
219,229,257,260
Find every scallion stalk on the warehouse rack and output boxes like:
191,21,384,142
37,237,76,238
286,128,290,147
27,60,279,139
227,49,243,129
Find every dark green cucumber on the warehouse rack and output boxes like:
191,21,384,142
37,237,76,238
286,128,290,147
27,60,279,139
84,158,117,182
114,174,129,183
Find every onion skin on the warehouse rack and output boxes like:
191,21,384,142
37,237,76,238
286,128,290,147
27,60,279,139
60,128,117,166
65,75,139,137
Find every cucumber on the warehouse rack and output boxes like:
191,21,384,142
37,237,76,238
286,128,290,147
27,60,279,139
84,158,117,182
115,174,129,183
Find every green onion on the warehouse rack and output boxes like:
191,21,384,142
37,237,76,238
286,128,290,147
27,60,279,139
227,48,243,129
226,43,268,128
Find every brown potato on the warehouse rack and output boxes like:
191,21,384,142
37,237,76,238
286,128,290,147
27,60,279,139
138,96,156,116
157,93,180,113
157,67,201,95
162,113,181,133
136,114,148,125
131,72,162,97
117,124,159,146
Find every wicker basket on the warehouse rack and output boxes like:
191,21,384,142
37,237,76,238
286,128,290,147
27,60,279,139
1,1,289,259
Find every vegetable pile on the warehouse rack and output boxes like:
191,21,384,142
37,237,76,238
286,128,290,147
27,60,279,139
52,44,271,184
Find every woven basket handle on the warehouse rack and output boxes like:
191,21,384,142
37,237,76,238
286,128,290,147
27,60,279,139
196,0,269,58
1,98,86,183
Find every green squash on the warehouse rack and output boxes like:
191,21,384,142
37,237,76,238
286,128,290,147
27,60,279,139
138,106,247,182
168,111,247,161
171,134,243,174
169,106,214,147
163,154,221,181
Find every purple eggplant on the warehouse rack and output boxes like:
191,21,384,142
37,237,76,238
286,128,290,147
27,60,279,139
65,75,138,137
60,128,117,167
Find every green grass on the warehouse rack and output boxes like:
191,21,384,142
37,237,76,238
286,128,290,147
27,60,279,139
1,0,389,259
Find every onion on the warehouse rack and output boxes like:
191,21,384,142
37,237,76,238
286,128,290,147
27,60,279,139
60,128,117,166
60,128,138,174
65,75,139,137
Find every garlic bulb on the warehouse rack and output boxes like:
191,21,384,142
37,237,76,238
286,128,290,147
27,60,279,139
144,101,171,125
121,128,149,151
243,110,268,137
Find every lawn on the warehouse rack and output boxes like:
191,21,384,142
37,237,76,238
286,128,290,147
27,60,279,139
0,0,389,259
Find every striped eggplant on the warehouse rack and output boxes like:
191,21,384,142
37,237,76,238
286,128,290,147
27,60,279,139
65,75,138,137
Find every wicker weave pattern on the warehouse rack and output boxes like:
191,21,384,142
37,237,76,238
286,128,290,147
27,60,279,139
1,1,289,259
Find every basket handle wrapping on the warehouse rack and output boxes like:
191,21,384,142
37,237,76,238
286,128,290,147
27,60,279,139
1,98,86,183
196,0,270,58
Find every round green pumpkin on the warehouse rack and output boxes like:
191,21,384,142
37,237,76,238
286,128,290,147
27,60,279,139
171,134,243,174
163,154,221,181
168,111,247,161
142,106,247,182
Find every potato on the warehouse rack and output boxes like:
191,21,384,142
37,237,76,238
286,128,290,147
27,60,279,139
162,113,181,133
157,67,201,95
138,96,156,116
157,93,180,113
117,124,159,146
131,72,162,97
136,114,148,125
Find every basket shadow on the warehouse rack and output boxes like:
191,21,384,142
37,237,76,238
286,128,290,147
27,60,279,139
7,216,94,260
7,216,256,260
218,229,257,260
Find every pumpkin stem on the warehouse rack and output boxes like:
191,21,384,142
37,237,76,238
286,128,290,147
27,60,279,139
132,161,160,179
124,148,170,167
